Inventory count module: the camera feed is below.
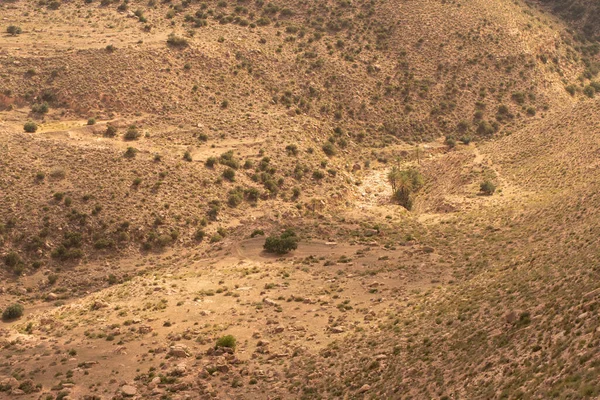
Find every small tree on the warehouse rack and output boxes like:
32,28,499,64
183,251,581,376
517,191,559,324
124,125,140,140
264,229,299,254
480,180,496,195
389,168,423,210
2,304,24,321
24,121,38,133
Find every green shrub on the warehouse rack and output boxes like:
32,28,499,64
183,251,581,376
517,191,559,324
6,25,22,36
223,168,235,181
167,34,189,48
183,151,192,162
31,102,49,114
104,124,117,137
228,192,243,207
566,84,577,96
4,251,21,268
124,147,137,158
264,229,299,254
480,180,496,195
476,120,496,136
322,142,336,156
285,144,298,156
2,304,24,321
87,118,96,125
312,170,325,180
123,125,140,140
583,85,596,98
215,334,236,349
24,121,38,133
250,229,264,238
206,157,217,168
219,151,239,169
194,229,206,241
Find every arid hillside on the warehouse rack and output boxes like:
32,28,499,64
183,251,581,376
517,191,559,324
1,0,600,399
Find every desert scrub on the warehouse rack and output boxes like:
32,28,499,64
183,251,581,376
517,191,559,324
167,34,189,48
480,180,496,195
123,125,140,140
6,25,22,35
24,121,38,133
215,335,236,349
2,304,24,321
104,124,117,137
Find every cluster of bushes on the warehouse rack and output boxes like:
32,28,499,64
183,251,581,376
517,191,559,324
51,232,84,260
263,229,299,254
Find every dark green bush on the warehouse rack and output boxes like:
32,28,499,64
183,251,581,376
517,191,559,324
6,25,22,36
124,147,137,158
105,124,117,137
2,304,24,321
480,180,496,195
223,168,235,181
264,229,299,254
123,125,140,140
322,142,336,156
215,334,236,349
24,121,38,133
31,102,49,114
206,157,217,168
167,34,189,48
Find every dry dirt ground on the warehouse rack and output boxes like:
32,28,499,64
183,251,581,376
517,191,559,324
1,0,600,399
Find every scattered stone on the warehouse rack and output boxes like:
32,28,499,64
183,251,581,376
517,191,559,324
504,311,517,324
263,298,279,307
121,384,137,397
169,344,190,358
138,325,153,334
358,384,371,393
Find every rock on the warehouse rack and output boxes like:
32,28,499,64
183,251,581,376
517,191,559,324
121,384,137,397
504,311,517,324
257,340,270,347
138,325,153,334
273,326,285,333
47,292,59,300
174,363,187,375
215,364,229,373
169,344,190,358
91,300,109,310
352,163,361,171
358,384,371,393
263,298,279,307
329,326,345,334
148,376,161,389
0,377,19,389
